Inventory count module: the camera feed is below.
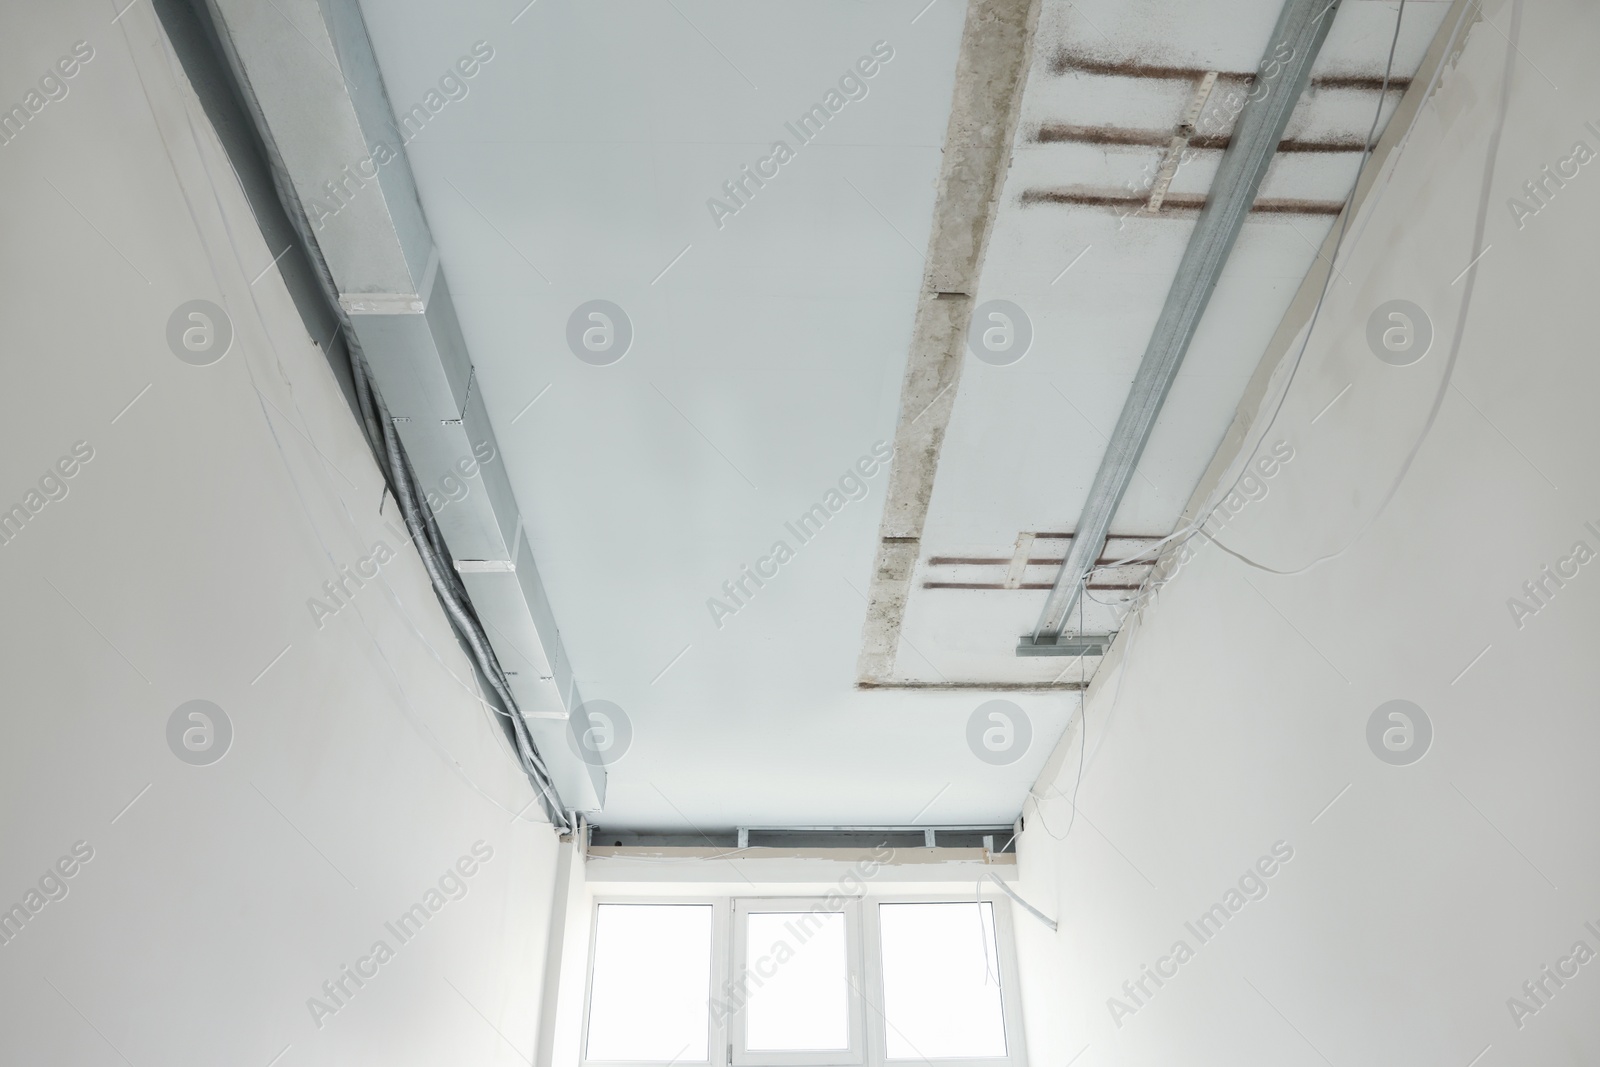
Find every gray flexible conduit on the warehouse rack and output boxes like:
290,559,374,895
200,8,571,830
349,343,571,832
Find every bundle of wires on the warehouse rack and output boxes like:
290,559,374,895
206,20,572,831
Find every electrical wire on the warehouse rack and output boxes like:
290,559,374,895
1036,3,1400,599
126,10,562,829
1192,0,1411,575
1033,0,1406,627
351,341,571,830
980,871,1059,932
1089,0,1509,598
1061,587,1088,840
185,12,572,830
1203,0,1513,578
972,882,1000,986
1023,566,1152,846
1019,0,1507,911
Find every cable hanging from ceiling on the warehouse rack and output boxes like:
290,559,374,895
221,52,571,830
1084,0,1440,615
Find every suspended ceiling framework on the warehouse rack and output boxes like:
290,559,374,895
864,0,1454,688
242,0,1454,828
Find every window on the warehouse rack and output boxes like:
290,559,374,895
731,898,865,1065
583,896,1026,1067
875,903,1008,1060
585,903,719,1062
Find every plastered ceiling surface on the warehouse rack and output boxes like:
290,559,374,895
350,0,1463,826
353,0,1072,828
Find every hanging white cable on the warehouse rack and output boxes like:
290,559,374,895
1078,0,1425,599
1204,0,1515,577
980,872,1057,932
1103,0,1516,590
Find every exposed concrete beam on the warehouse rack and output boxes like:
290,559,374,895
202,0,601,809
856,0,1042,685
1026,0,1345,649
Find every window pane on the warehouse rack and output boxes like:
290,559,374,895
587,904,713,1061
744,911,850,1051
878,903,1007,1060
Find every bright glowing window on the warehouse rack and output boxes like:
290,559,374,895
583,895,1025,1067
877,902,1008,1060
730,898,865,1065
744,911,850,1049
585,903,715,1062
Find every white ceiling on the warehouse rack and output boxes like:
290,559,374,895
355,0,1072,830
355,0,1452,828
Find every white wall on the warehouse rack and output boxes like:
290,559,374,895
1010,0,1600,1062
0,3,561,1064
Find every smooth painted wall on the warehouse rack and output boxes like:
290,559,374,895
0,3,561,1064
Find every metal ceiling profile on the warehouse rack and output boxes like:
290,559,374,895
1021,0,1344,656
200,0,603,811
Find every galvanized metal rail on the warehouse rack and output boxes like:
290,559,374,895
1024,0,1345,654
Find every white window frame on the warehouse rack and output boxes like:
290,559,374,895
579,894,1027,1067
581,897,730,1067
729,897,866,1067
